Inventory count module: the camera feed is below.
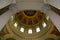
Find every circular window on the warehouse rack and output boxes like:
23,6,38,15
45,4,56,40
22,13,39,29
24,10,36,16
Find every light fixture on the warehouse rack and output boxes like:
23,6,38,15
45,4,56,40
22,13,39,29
28,29,32,34
11,16,14,20
14,22,18,27
46,16,49,20
43,22,46,28
36,27,40,32
20,27,24,32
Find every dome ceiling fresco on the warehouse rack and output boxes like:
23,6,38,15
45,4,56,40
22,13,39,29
10,10,50,38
